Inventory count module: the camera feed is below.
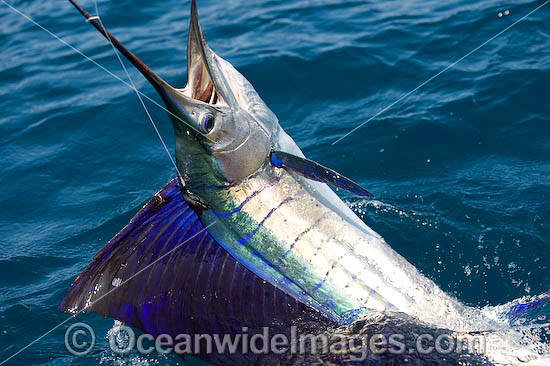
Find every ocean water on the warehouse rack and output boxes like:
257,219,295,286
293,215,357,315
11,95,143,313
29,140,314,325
0,0,549,364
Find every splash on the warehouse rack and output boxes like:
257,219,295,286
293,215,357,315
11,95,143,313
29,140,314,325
98,321,166,366
459,294,550,365
347,198,550,365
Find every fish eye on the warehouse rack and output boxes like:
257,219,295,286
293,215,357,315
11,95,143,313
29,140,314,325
200,113,215,134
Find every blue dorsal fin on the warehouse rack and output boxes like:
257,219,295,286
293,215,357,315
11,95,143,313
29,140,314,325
59,178,332,363
270,151,373,197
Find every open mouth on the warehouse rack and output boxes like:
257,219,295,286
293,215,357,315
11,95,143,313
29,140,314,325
196,79,218,104
179,2,228,108
182,62,221,105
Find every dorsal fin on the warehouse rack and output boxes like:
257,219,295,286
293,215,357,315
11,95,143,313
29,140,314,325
59,178,332,363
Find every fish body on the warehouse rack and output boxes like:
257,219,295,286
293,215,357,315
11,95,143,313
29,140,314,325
66,0,464,330
61,1,550,365
198,143,463,327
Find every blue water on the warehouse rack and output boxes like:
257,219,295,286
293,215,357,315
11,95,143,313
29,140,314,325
0,0,548,364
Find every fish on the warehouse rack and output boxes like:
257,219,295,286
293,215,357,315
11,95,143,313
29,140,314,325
60,1,550,365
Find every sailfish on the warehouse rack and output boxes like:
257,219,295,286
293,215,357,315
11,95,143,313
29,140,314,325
60,1,550,365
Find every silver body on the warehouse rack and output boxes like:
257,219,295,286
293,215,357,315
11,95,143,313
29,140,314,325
76,0,549,361
202,107,466,328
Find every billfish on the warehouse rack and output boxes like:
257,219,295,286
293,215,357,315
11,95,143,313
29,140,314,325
60,1,549,365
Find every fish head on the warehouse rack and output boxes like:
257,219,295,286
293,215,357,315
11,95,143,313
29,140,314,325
97,0,278,189
168,0,278,187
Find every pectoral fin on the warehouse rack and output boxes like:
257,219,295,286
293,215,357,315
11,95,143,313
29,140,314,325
270,151,373,197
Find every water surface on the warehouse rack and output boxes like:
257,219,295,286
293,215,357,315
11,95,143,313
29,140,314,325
0,0,548,364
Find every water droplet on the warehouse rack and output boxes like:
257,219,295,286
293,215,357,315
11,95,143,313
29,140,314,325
112,277,122,287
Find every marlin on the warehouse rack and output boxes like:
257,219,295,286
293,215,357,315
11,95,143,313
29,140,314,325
60,1,549,365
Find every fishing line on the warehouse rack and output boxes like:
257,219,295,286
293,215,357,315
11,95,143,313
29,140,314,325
0,220,216,366
0,4,206,364
92,0,183,180
332,0,550,145
0,0,192,176
2,1,549,363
